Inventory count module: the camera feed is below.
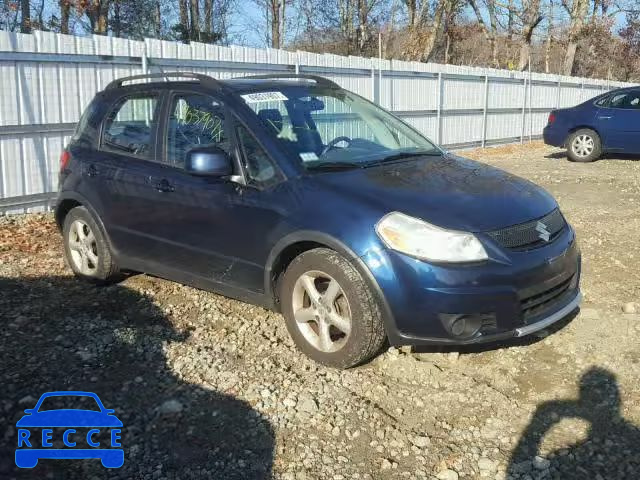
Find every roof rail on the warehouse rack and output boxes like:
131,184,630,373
241,73,340,89
105,72,224,90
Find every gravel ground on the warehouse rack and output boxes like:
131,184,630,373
1,142,639,480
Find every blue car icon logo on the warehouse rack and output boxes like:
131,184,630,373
15,391,123,468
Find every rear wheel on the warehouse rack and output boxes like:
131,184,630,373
62,206,121,284
280,248,386,368
567,129,601,162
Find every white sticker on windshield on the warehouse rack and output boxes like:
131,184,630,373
241,91,289,103
299,152,319,162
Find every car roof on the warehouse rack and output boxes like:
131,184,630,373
102,73,339,97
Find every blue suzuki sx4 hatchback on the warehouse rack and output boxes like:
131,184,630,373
56,73,582,368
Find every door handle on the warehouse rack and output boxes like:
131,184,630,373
154,178,175,193
598,116,612,120
86,164,99,177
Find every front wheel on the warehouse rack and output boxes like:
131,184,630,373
567,129,602,162
280,248,386,368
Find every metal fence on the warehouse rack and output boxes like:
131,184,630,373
0,30,633,213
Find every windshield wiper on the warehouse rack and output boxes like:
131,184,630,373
306,161,364,171
377,150,442,163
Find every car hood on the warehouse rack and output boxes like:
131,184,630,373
16,410,123,427
310,153,557,232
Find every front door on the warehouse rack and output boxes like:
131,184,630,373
141,91,289,294
597,89,640,153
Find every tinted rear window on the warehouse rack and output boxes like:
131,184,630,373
72,99,103,143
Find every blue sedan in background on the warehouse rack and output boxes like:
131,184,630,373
544,87,640,162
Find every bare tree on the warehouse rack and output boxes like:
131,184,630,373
20,0,31,32
190,0,200,39
468,0,500,67
544,0,553,72
204,0,213,34
84,0,111,34
179,0,189,34
562,0,590,75
514,0,544,70
60,0,71,33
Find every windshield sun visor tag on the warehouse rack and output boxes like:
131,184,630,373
241,92,289,103
299,152,319,162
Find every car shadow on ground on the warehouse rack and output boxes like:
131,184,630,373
0,275,274,479
545,151,640,161
412,308,578,356
507,367,640,478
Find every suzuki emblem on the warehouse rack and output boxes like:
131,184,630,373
536,221,551,242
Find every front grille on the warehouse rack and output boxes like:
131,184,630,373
487,209,566,251
520,274,576,321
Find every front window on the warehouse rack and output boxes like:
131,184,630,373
166,93,231,168
240,86,440,170
604,91,640,109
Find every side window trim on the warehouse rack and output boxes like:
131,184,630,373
99,91,162,161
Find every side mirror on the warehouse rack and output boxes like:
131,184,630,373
24,409,34,414
185,146,233,177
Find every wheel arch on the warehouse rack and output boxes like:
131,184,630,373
264,231,394,340
566,125,602,143
55,192,113,250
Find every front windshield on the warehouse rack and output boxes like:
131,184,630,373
240,85,440,170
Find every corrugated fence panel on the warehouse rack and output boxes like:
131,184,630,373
0,31,636,212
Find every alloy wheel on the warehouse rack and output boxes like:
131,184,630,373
68,220,99,275
291,270,352,353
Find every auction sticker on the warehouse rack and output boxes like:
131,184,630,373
241,92,288,103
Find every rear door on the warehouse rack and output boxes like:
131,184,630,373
596,89,640,153
80,90,164,259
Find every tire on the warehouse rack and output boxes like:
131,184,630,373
567,129,602,162
279,248,386,368
62,206,121,284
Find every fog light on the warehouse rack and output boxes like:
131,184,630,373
450,317,467,336
439,313,496,339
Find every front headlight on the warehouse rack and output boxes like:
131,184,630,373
375,212,488,263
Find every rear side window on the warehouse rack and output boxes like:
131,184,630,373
102,94,158,158
72,98,107,145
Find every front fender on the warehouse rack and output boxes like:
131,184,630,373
263,231,395,339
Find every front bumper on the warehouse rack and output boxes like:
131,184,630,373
362,225,581,346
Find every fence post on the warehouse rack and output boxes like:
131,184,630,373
482,74,489,147
556,76,561,109
436,72,443,145
521,75,527,144
371,58,376,103
295,50,300,75
141,40,148,74
528,75,533,142
380,58,385,108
